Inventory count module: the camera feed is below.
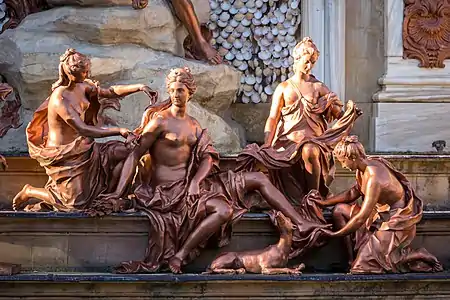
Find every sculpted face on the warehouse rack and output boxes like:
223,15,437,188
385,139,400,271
169,81,190,107
337,156,358,172
63,62,90,83
294,46,317,74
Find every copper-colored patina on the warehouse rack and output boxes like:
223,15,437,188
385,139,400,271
205,211,305,275
91,67,329,274
236,37,362,205
2,0,221,65
1,0,47,33
316,136,443,274
403,0,450,68
0,81,22,137
12,48,157,212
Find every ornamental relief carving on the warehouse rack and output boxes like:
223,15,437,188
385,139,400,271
403,0,450,68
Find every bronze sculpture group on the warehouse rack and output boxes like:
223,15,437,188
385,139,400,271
9,37,444,275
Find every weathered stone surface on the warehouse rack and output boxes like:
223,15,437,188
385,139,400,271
191,0,210,24
9,1,182,55
0,211,447,273
187,102,241,154
0,43,242,153
374,102,450,152
230,103,270,143
2,155,450,209
0,1,242,154
1,273,450,299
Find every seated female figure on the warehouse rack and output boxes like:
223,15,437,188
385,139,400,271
98,67,328,274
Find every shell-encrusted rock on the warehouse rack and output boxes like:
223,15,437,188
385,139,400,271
251,93,260,103
225,52,235,60
264,85,273,95
209,0,301,103
261,92,268,102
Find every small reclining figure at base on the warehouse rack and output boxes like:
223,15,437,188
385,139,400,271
205,212,305,275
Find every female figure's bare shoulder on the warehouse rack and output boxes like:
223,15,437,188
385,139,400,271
49,86,68,106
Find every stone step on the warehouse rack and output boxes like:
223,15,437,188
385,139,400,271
0,272,449,299
0,211,448,273
1,154,450,210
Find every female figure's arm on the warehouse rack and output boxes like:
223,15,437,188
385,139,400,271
55,94,131,138
314,185,361,207
264,83,285,146
331,176,380,237
108,118,164,198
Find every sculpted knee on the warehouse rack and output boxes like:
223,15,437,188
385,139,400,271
252,172,269,186
217,202,233,222
332,203,347,217
302,143,321,161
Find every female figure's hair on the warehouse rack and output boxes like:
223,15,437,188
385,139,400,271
51,48,91,91
333,135,367,160
134,67,197,135
292,37,320,63
165,67,197,99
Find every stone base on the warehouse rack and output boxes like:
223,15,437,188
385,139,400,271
374,103,450,152
0,211,448,273
0,272,449,299
2,155,450,210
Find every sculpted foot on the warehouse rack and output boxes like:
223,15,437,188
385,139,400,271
168,256,183,274
12,184,31,211
194,40,222,65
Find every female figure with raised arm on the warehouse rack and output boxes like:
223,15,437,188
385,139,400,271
95,67,329,274
12,48,157,212
316,136,443,274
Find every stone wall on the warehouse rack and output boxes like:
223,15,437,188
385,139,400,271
373,0,450,152
345,0,384,150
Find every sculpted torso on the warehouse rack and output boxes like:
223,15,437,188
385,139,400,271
47,83,93,147
274,77,342,141
358,161,406,210
146,111,200,186
278,77,323,107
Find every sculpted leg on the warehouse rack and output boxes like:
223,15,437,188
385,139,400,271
243,172,318,233
332,203,355,266
13,184,53,211
169,0,222,64
301,143,322,193
169,197,233,273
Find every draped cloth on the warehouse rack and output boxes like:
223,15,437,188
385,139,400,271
24,88,128,211
115,129,252,273
114,101,329,273
236,78,361,204
349,157,442,274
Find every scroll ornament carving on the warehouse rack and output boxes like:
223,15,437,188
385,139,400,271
403,0,450,68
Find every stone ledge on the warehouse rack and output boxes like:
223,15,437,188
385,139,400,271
0,271,449,282
0,211,447,273
0,272,449,299
2,154,450,210
0,210,448,220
